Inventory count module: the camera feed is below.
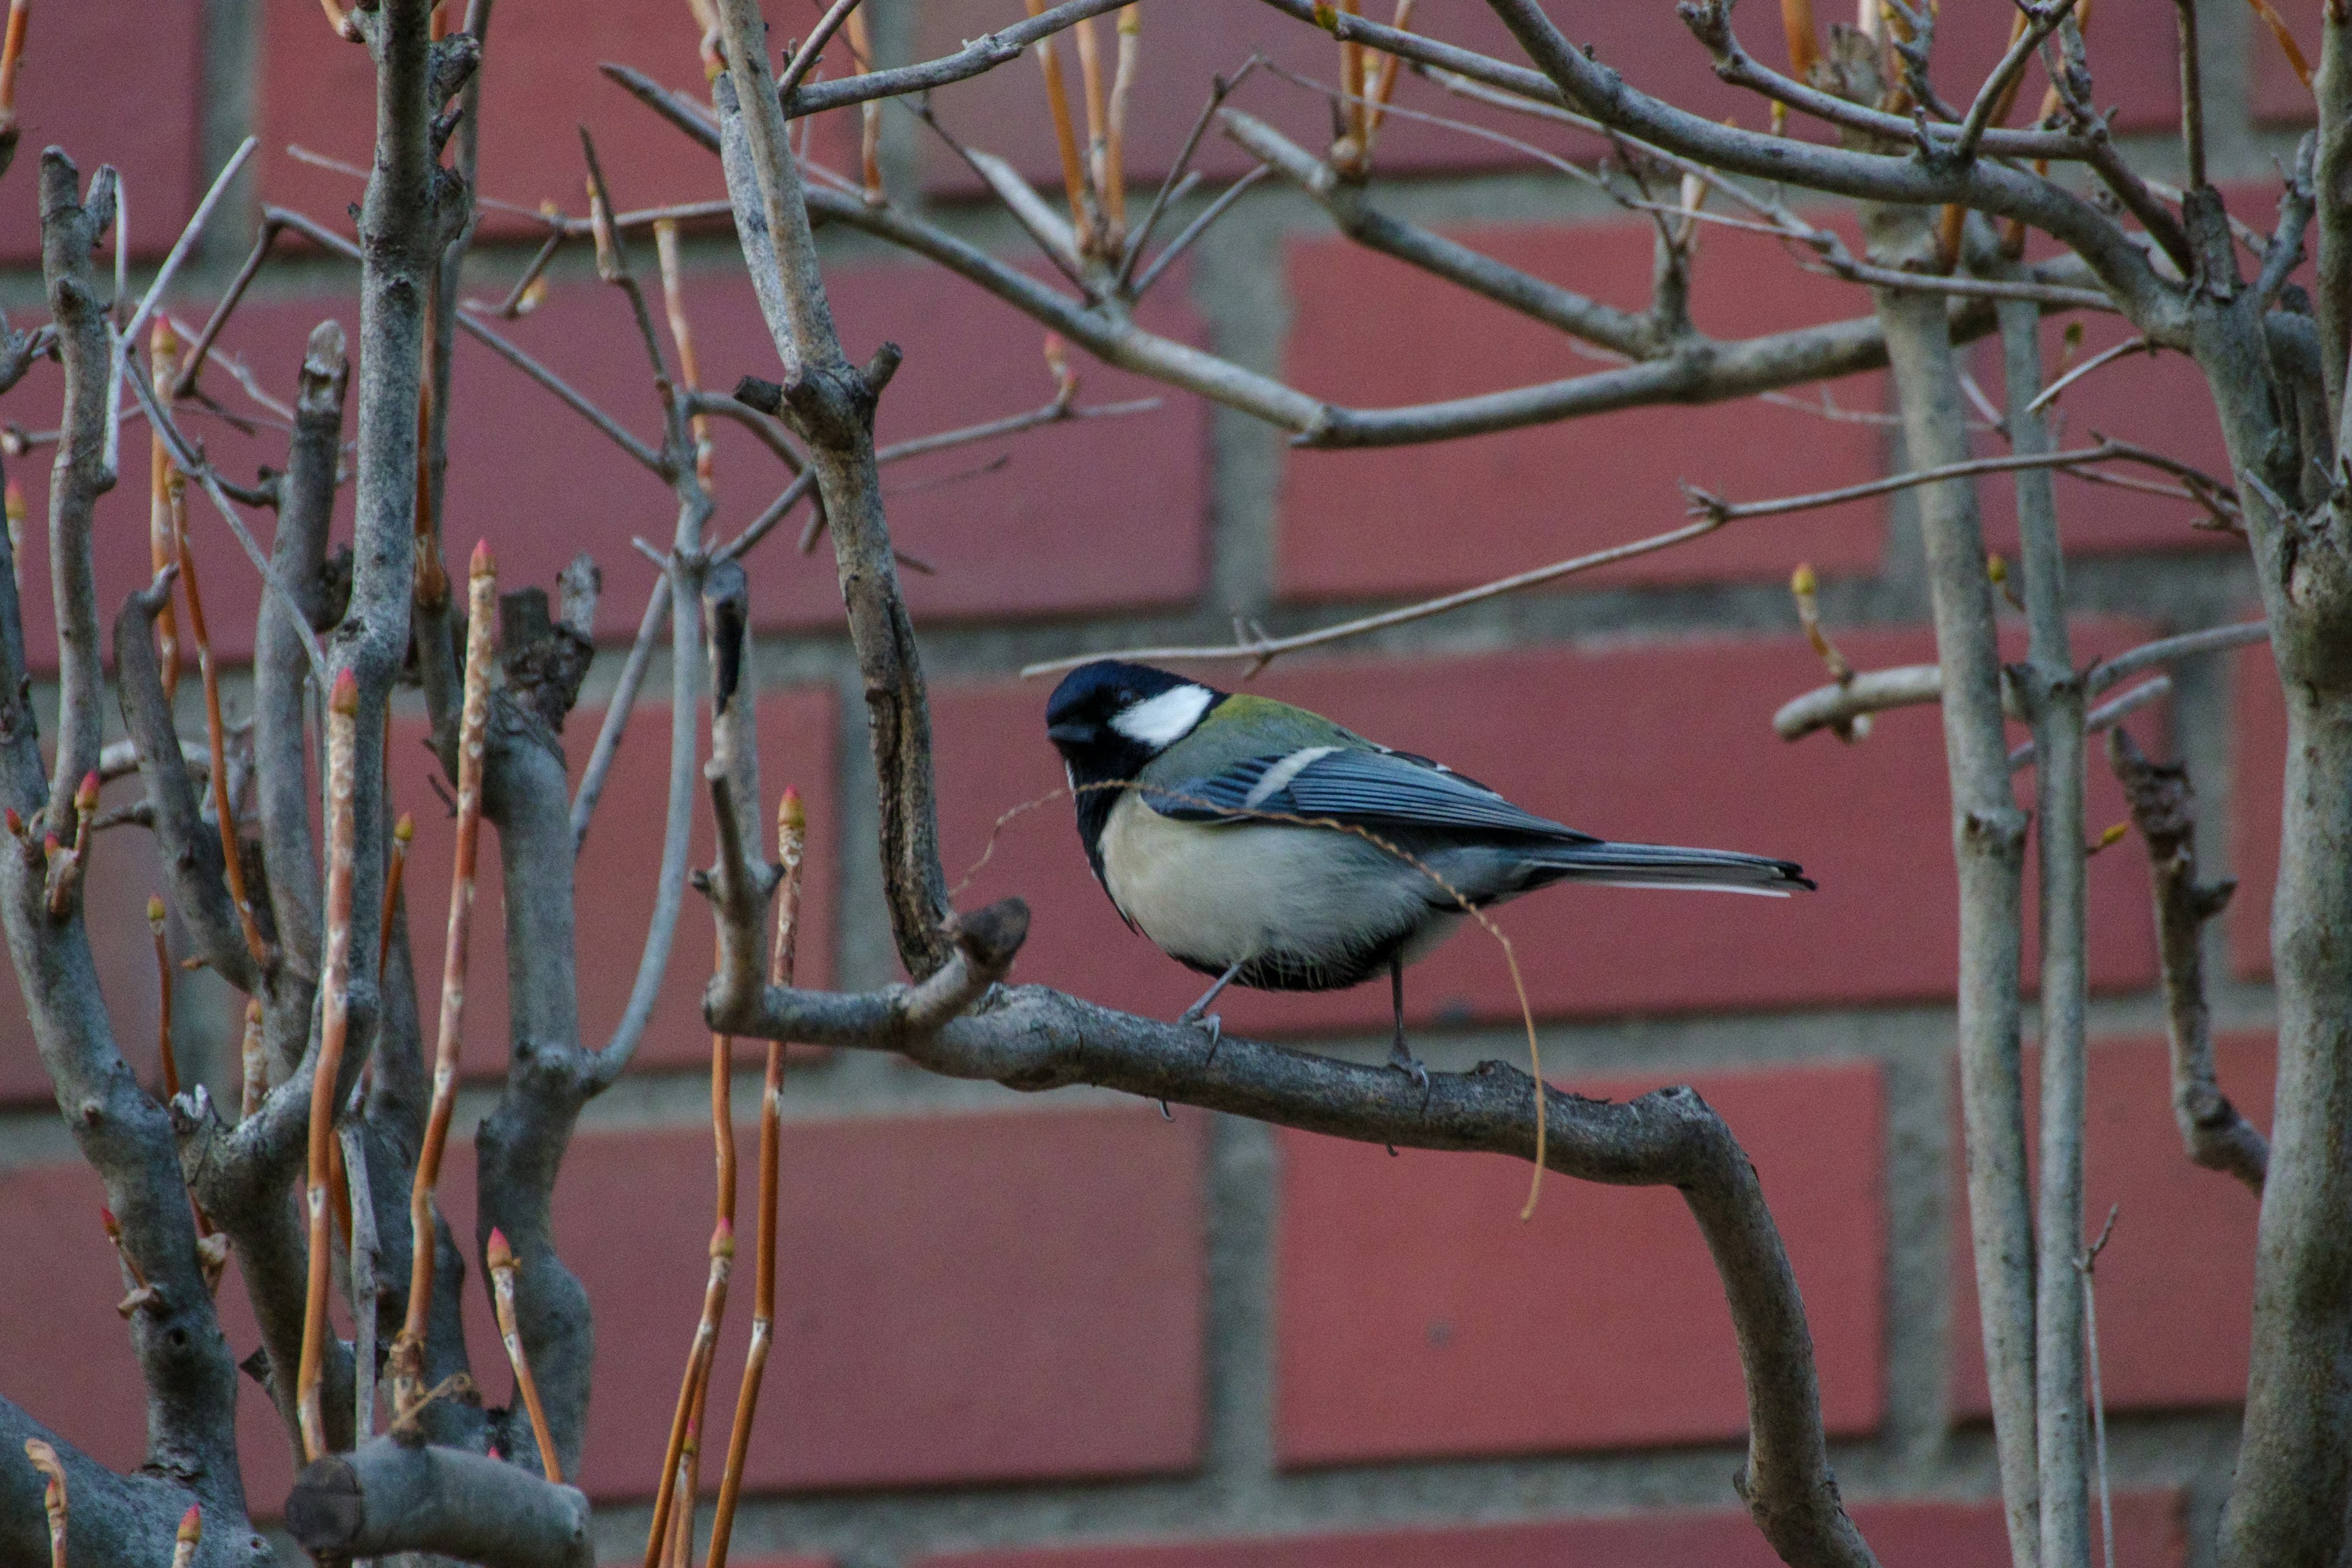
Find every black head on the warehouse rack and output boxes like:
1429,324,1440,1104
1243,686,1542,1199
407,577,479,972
1046,660,1224,776
1046,662,1225,864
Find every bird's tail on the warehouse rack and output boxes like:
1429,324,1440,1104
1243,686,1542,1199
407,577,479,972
1520,840,1815,897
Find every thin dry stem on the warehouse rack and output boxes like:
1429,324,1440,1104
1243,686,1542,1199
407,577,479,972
1022,515,1719,679
238,997,266,1119
393,543,494,1415
148,324,183,709
1025,0,1097,254
654,220,715,490
0,0,29,135
486,1227,562,1483
641,1219,734,1568
707,786,805,1568
1103,7,1138,242
148,895,179,1098
380,810,414,973
170,429,270,973
23,1438,64,1568
298,669,361,1463
847,6,883,198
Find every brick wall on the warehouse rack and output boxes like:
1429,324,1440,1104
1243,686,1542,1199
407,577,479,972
0,2,2295,1564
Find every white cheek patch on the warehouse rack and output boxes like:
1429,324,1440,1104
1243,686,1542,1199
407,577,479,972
1109,684,1215,747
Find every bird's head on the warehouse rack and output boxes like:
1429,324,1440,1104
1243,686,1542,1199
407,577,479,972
1045,661,1223,785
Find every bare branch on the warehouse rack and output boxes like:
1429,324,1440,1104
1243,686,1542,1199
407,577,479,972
2108,729,2267,1190
1023,516,1721,679
1867,230,2039,1568
112,574,262,992
287,1441,591,1568
40,151,119,840
706,964,1874,1568
256,320,347,982
569,571,669,853
715,27,955,978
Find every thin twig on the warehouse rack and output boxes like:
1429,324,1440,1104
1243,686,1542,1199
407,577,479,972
23,1438,64,1568
777,0,863,101
297,668,361,1462
170,1506,200,1568
571,571,669,852
390,543,494,1417
1131,165,1269,295
341,1118,380,1441
1115,57,1261,292
2079,1204,2121,1568
708,787,804,1568
641,1219,735,1568
2027,334,2155,413
486,1227,562,1483
170,398,271,973
1024,515,1725,678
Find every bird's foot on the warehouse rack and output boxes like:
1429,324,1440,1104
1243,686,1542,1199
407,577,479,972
1179,1003,1224,1065
1388,1033,1432,1108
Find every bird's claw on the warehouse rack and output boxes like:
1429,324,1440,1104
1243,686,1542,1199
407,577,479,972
1180,1005,1224,1064
1389,1038,1432,1109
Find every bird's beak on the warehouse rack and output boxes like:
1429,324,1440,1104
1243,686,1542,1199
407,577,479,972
1046,722,1093,748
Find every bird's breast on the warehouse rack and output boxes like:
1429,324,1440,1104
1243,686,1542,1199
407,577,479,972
1099,792,1455,986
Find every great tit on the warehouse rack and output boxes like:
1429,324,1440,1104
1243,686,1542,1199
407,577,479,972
1044,660,1814,1082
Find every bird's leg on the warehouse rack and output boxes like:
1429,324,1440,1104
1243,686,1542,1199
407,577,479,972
1388,959,1430,1103
1180,957,1247,1062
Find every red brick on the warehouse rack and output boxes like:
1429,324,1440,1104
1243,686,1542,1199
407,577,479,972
2253,0,2322,123
0,252,1207,668
0,4,206,263
0,1109,1202,1510
257,0,858,244
1275,1061,1883,1464
442,1107,1206,1499
1275,216,1889,604
913,0,2180,195
391,685,838,1079
935,627,2158,1036
2230,638,2284,981
1951,1032,2270,1418
908,1493,2183,1568
0,1160,303,1516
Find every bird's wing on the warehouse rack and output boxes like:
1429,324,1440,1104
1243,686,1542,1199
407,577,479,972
1145,745,1595,843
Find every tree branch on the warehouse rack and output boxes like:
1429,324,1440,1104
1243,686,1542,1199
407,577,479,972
0,1396,268,1568
256,322,346,990
2106,728,2266,1191
39,151,118,844
715,29,954,978
1866,214,2040,1568
112,575,263,994
2000,288,2089,1568
286,1441,591,1568
704,958,1875,1567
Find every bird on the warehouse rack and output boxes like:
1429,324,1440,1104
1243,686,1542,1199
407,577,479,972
1043,659,1814,1086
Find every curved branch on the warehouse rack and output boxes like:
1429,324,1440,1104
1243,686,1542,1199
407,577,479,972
716,32,955,978
0,1396,269,1568
39,151,118,837
113,574,263,993
2106,729,2267,1190
256,322,346,986
705,959,1873,1568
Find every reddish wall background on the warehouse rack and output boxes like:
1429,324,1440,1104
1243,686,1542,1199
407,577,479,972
0,1,2289,1564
